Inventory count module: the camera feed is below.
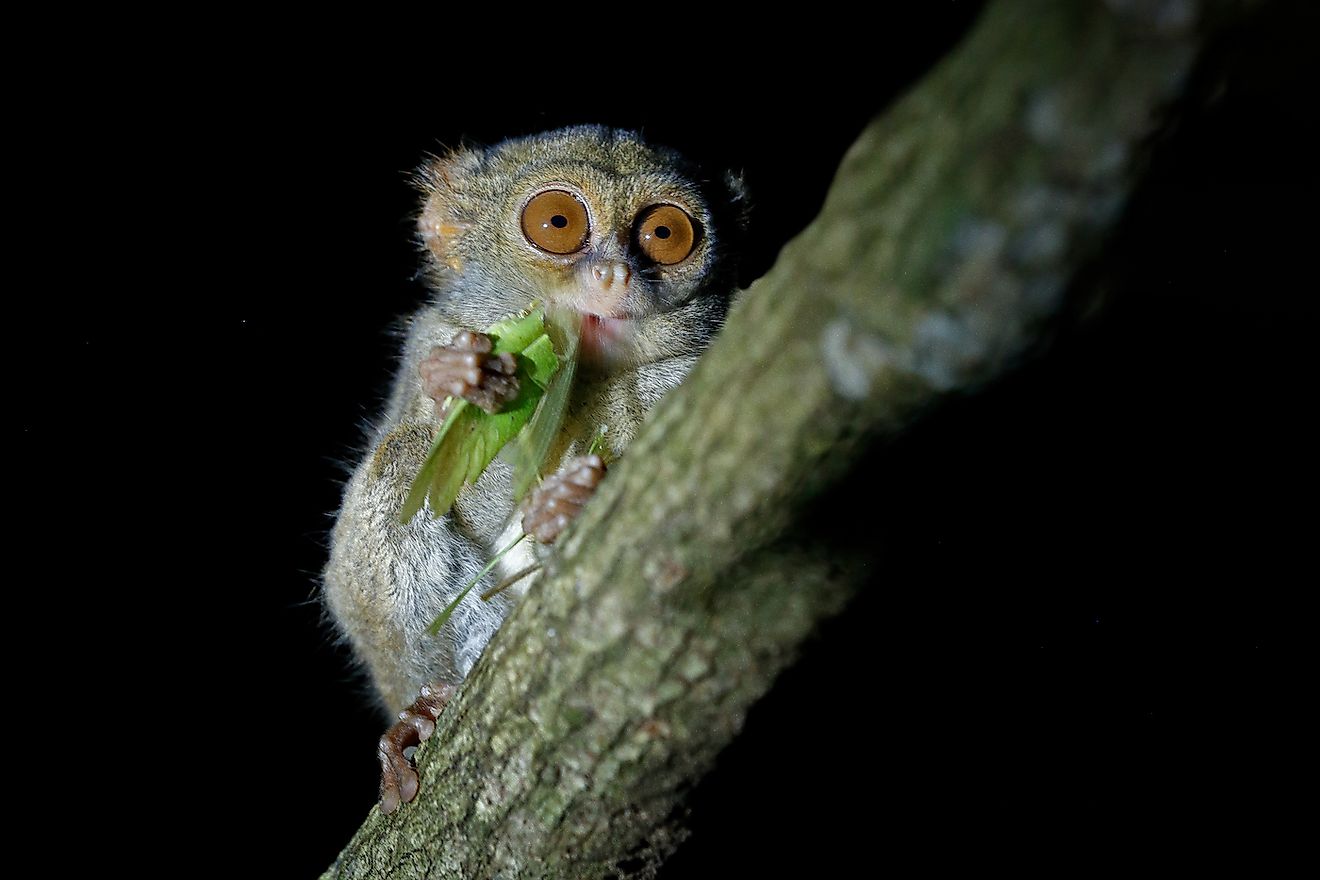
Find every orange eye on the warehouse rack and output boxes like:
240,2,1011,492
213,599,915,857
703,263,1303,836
635,204,698,265
521,190,590,254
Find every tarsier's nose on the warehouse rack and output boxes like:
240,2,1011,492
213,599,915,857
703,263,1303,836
589,261,631,290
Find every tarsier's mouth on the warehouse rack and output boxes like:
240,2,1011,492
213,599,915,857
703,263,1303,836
578,312,633,364
541,288,641,367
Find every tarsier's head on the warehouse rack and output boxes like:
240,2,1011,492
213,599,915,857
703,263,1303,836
415,126,749,370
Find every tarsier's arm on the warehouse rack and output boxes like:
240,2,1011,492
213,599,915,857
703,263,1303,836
325,317,609,812
322,317,508,716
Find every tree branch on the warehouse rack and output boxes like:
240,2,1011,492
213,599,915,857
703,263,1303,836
325,2,1233,876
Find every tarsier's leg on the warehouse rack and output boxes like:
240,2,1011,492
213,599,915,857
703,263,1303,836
373,332,523,815
375,345,605,812
377,683,456,814
374,456,607,812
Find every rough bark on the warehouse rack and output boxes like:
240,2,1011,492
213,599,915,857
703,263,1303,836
325,2,1233,876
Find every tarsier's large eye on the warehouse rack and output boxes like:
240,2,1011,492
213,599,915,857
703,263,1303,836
634,204,698,265
521,190,590,254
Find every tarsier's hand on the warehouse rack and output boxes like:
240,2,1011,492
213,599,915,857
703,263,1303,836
521,454,607,544
420,330,520,415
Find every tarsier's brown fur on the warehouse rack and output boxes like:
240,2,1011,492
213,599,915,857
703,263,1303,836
324,126,748,717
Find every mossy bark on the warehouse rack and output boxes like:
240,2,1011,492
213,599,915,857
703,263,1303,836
325,2,1232,876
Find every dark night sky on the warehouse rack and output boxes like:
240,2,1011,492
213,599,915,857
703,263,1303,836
31,4,1313,875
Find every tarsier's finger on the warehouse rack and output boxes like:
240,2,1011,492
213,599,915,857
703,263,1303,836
448,329,492,353
485,352,518,375
420,372,468,403
467,374,521,413
420,353,468,380
421,369,482,393
549,473,597,502
378,721,421,814
567,463,604,487
426,348,483,368
413,683,456,730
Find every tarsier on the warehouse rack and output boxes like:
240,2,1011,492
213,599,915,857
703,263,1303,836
324,126,748,812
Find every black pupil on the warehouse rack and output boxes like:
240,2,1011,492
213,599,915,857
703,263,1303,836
550,215,568,229
654,225,671,239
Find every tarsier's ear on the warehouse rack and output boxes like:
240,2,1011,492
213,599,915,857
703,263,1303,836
414,147,481,271
717,168,753,290
723,168,752,233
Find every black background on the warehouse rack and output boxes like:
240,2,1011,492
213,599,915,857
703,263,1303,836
35,4,1313,874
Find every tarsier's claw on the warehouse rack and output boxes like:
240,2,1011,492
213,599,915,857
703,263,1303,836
522,454,606,544
420,330,519,415
377,682,456,814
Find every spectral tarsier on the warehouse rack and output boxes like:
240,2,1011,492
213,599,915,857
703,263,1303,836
324,126,748,812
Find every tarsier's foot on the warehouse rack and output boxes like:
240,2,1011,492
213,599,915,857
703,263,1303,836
521,454,607,544
420,330,520,415
377,682,456,814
